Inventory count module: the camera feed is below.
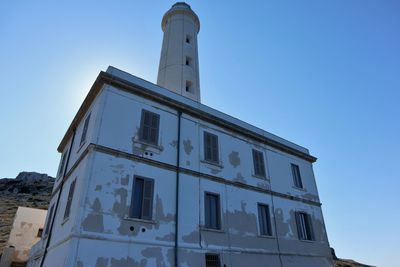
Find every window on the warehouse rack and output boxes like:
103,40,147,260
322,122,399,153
205,254,221,267
291,163,303,188
204,192,221,229
252,149,266,177
63,179,76,220
139,110,160,145
57,150,68,180
185,80,193,93
204,132,219,163
185,56,192,66
258,204,272,236
130,177,154,220
80,113,91,146
185,35,191,44
37,228,43,238
295,212,314,241
44,205,54,237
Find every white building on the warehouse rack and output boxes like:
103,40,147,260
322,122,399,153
28,3,333,267
0,207,47,267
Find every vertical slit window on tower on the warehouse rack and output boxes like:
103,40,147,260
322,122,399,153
252,149,266,178
186,35,191,44
63,179,76,220
80,113,91,146
258,204,272,236
185,80,193,93
291,163,303,188
139,110,160,145
205,253,221,267
130,176,154,220
295,211,315,241
204,192,221,229
203,132,219,163
185,56,192,67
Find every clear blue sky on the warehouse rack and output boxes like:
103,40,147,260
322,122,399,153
1,1,399,266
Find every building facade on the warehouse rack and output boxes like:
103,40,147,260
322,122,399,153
28,3,332,267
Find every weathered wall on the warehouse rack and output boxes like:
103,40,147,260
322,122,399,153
34,81,332,266
4,207,47,263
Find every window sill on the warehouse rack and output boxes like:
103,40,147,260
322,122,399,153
299,239,315,243
251,173,269,180
257,234,275,239
133,139,163,153
61,217,69,226
200,226,225,233
292,186,307,192
201,160,224,169
123,217,157,224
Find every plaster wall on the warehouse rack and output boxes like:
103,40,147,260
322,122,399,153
3,207,46,263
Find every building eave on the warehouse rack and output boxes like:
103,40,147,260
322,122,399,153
57,66,317,163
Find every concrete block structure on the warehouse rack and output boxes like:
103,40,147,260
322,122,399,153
28,2,333,267
0,207,47,267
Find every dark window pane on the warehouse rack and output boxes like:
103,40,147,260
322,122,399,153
132,178,144,218
291,164,303,188
258,204,272,236
80,113,91,146
253,150,266,177
204,132,219,163
205,254,221,267
205,193,220,229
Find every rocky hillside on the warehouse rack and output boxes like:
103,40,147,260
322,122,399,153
0,172,54,255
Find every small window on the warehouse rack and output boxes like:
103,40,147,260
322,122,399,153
44,205,54,237
185,80,193,93
205,253,221,267
80,113,91,146
37,228,43,238
204,132,219,163
204,192,221,229
185,56,192,67
139,110,160,145
63,179,76,220
185,35,191,44
57,150,68,180
252,149,266,177
295,212,314,241
291,164,303,188
130,176,154,220
258,204,272,236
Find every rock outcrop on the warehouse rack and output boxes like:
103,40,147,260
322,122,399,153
0,172,54,255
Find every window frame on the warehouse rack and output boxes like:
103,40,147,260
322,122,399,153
204,192,221,230
139,109,160,146
63,179,77,221
79,113,91,146
203,131,219,164
295,211,315,241
130,176,155,221
252,149,266,178
205,253,221,267
291,163,303,189
257,203,272,236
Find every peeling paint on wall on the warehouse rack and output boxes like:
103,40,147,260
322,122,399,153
183,139,193,155
228,151,240,168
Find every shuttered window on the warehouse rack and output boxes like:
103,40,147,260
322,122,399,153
130,177,154,220
205,192,221,229
44,205,54,237
139,110,160,145
63,179,76,220
205,254,221,267
57,150,68,180
252,149,266,177
258,204,272,236
291,163,303,188
80,113,91,146
204,132,219,163
295,211,315,241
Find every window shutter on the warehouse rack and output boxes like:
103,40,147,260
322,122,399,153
139,110,160,145
141,179,154,220
131,178,144,218
80,113,91,145
64,179,76,220
307,214,315,241
295,211,303,239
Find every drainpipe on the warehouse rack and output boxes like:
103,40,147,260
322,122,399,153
39,128,76,267
174,111,182,267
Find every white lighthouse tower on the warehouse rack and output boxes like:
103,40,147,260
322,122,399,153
157,2,201,102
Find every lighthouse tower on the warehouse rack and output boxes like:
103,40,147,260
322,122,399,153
157,2,201,102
